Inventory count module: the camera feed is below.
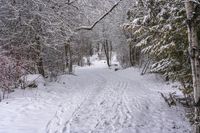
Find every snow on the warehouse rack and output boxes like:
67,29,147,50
20,74,45,87
0,59,192,133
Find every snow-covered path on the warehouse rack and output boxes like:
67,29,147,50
0,62,191,133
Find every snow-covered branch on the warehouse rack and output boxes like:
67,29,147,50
76,0,123,31
188,0,200,4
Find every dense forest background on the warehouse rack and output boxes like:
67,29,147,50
0,0,194,102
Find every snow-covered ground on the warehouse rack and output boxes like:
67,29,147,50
0,59,191,133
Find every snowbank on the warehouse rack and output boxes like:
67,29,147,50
20,74,45,88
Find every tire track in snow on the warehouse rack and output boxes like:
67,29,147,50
46,68,191,133
64,72,135,133
61,74,107,133
46,73,107,133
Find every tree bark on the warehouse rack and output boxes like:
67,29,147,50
68,43,73,73
109,42,112,65
35,36,45,77
64,42,73,74
185,1,200,132
37,57,45,77
129,45,134,66
64,43,69,70
134,46,137,65
129,45,139,66
103,40,112,67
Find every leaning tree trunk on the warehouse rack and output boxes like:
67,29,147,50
185,1,200,132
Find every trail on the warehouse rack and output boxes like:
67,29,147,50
46,67,191,133
0,61,191,133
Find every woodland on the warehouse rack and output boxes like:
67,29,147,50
1,0,200,133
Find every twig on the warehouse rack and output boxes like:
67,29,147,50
160,93,171,107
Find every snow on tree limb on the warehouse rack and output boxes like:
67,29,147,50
188,0,200,4
66,0,78,5
76,0,123,31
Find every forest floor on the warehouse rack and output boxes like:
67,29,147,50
0,59,192,133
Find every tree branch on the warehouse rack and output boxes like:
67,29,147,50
76,0,123,31
189,0,200,4
66,0,78,5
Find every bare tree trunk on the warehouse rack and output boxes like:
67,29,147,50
103,40,112,67
37,57,45,77
129,45,134,66
109,42,112,65
2,88,6,100
64,43,69,70
185,1,200,132
64,42,73,74
35,36,45,77
61,51,65,73
134,46,137,65
68,43,73,73
129,45,139,66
